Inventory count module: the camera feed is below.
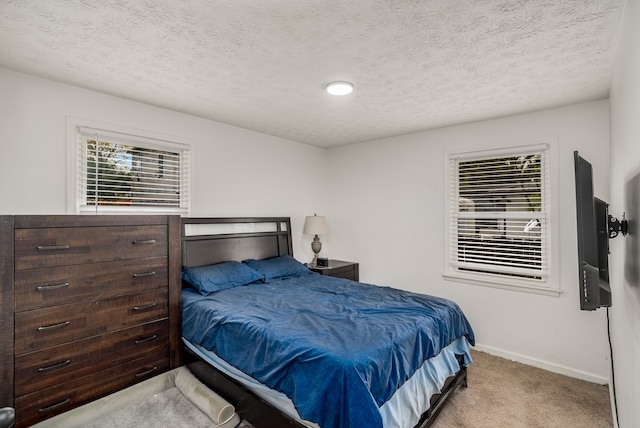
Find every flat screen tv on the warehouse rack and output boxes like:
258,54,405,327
573,151,626,310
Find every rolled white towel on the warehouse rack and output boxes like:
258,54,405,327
174,367,236,426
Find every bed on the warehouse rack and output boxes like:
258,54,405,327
180,217,475,428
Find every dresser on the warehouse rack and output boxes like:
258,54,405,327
0,215,181,427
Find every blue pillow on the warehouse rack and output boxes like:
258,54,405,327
182,261,265,295
243,255,311,283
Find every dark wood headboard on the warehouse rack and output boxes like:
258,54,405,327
180,216,307,428
181,217,293,268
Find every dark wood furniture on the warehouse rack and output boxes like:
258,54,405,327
181,217,301,426
0,215,181,428
309,259,359,281
0,216,14,413
181,217,468,428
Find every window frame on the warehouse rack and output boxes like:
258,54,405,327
443,142,561,296
67,117,191,215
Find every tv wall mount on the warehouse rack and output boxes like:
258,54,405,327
608,213,628,239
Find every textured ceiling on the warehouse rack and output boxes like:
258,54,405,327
0,0,626,148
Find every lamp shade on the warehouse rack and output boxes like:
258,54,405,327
303,215,328,235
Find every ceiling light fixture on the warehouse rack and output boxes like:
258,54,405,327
325,81,354,96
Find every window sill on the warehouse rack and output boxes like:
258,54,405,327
442,272,562,297
77,206,188,215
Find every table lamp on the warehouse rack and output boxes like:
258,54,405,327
303,214,328,267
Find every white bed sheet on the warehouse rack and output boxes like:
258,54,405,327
183,336,472,428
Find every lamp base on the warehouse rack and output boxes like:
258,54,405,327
310,235,322,267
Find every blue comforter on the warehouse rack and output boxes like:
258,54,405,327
182,273,474,428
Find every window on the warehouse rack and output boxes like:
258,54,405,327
68,119,191,215
446,144,553,291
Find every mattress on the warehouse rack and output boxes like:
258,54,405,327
182,273,475,428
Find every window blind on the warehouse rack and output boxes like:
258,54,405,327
449,145,549,281
76,127,190,214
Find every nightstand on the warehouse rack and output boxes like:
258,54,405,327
309,260,359,281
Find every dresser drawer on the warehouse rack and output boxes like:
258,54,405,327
15,352,170,428
14,225,167,270
15,289,168,354
15,320,169,397
15,257,168,312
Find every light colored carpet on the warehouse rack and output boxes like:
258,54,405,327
39,352,611,428
431,350,613,428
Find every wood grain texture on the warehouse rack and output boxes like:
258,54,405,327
15,353,170,427
9,215,181,428
15,257,168,311
0,216,14,408
167,214,183,368
14,225,168,270
15,320,169,396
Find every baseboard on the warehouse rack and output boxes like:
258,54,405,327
473,343,609,385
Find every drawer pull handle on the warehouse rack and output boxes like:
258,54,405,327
134,334,158,344
38,321,70,332
135,366,158,378
39,398,71,413
133,303,157,312
133,271,156,278
37,282,70,291
38,359,71,373
133,239,156,245
37,244,70,251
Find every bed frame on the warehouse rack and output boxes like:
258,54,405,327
180,217,467,428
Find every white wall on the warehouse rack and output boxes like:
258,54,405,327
609,0,640,426
0,67,326,261
0,62,619,391
326,100,612,383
